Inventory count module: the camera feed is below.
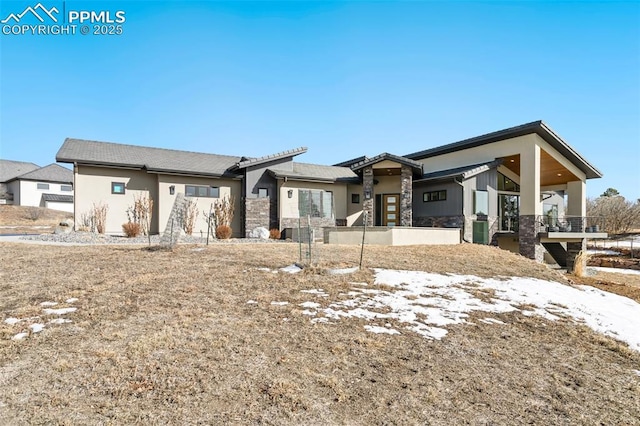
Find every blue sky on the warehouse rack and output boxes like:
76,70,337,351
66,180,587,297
1,1,638,200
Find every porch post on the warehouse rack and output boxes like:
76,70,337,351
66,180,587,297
362,166,374,227
400,165,413,227
519,140,544,262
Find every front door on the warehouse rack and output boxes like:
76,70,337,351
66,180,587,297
382,194,400,226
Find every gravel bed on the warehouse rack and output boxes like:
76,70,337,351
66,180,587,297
19,232,287,245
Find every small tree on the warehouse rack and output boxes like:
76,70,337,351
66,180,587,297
92,202,108,234
587,190,640,234
125,193,154,236
179,198,199,235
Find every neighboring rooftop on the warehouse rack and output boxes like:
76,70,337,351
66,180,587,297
0,159,40,183
57,138,243,178
12,163,73,184
42,193,74,203
405,121,603,179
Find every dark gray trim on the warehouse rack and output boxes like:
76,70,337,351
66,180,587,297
350,153,423,173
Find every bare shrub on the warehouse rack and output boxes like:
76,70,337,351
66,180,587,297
573,251,589,277
92,202,108,234
269,228,281,240
180,198,199,235
215,224,232,239
122,222,141,238
212,195,235,236
79,211,95,232
126,193,154,235
25,207,43,221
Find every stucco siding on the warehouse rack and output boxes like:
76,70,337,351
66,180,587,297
157,175,242,238
346,183,364,226
278,180,348,224
14,180,73,208
75,166,158,234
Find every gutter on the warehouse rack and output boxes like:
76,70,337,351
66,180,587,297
453,176,471,243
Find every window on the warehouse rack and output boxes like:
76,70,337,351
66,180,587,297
258,188,268,198
351,194,360,204
37,183,49,190
185,185,219,198
474,190,489,215
61,185,72,192
298,189,334,219
498,173,520,192
423,190,447,202
111,182,125,194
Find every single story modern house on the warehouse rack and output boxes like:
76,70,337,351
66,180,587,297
56,120,604,270
0,160,74,212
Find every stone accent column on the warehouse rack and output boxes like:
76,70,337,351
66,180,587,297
519,215,544,262
362,166,374,227
566,239,586,273
245,197,271,237
400,165,413,227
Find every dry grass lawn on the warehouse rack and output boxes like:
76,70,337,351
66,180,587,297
0,205,73,234
1,242,639,425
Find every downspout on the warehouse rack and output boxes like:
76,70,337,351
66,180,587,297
453,177,470,243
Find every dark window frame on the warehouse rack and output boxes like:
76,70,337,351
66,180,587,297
60,184,73,192
37,183,50,190
258,188,269,198
185,185,219,198
351,193,360,204
111,182,126,195
423,190,447,202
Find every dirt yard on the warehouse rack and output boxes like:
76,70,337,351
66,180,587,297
0,205,73,234
1,242,639,425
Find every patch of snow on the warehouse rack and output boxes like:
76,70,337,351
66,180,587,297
256,267,271,272
364,325,400,335
12,332,28,340
280,264,302,274
300,301,321,309
634,370,640,377
300,268,640,352
587,249,621,256
48,318,72,325
39,301,58,307
590,267,640,276
270,301,289,306
4,318,21,325
65,298,79,304
311,317,331,324
479,318,505,325
246,300,258,304
43,307,77,315
302,310,317,316
29,323,45,333
301,289,328,297
328,267,359,275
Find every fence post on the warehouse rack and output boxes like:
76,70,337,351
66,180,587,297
359,212,368,269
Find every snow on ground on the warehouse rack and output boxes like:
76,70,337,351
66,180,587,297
587,249,621,256
589,267,640,276
4,298,78,340
293,269,640,352
280,264,303,274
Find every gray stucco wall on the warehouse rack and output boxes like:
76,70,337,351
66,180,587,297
412,180,462,218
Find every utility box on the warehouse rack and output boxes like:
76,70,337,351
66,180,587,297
472,221,489,245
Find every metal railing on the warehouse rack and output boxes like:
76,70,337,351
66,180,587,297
535,215,606,234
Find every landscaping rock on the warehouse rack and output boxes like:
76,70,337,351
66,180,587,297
249,227,270,240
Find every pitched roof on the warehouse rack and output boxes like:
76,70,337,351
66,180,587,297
349,153,423,173
268,162,358,183
42,193,74,203
13,163,73,184
0,159,40,182
57,138,243,178
415,160,503,183
235,147,307,169
405,121,603,179
333,156,369,168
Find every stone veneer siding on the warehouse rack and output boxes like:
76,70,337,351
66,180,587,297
362,166,374,226
414,215,464,228
400,165,413,227
245,197,272,237
518,215,544,262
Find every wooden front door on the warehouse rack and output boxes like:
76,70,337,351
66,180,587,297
382,194,400,226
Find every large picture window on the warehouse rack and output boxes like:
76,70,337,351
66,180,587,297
185,185,219,198
298,189,334,219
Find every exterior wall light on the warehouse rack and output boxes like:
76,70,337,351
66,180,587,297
169,185,175,195
288,189,293,198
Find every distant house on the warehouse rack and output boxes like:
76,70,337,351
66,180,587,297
55,121,604,271
0,160,74,212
